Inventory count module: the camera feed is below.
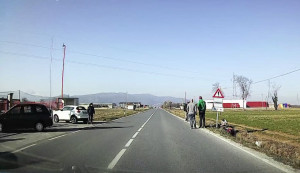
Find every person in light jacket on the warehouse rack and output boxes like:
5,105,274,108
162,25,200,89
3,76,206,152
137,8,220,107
186,99,197,129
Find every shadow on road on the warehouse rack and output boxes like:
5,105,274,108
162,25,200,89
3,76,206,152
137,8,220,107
0,152,20,170
0,138,25,143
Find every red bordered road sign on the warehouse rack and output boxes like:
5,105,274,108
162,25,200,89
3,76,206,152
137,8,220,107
213,88,224,98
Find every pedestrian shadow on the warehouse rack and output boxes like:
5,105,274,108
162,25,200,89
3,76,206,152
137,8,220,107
0,138,25,143
0,133,19,139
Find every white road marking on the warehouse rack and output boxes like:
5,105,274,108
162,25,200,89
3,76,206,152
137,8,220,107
48,134,66,141
71,130,81,134
12,144,37,153
125,139,134,147
107,149,126,169
132,132,139,139
107,109,157,170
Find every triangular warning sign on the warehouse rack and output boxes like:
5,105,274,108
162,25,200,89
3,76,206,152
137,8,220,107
213,88,224,98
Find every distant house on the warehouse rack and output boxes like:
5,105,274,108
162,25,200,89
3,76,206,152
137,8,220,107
80,103,116,109
119,102,141,109
57,98,79,110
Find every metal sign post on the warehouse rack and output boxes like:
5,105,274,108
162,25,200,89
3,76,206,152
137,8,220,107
212,88,224,128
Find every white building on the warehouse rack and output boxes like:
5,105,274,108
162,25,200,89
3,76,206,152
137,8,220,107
204,99,246,109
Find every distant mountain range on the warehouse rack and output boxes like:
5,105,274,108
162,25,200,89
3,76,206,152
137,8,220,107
73,93,183,106
0,91,183,106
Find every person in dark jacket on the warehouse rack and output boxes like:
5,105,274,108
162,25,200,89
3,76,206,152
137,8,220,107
183,102,189,121
87,103,95,124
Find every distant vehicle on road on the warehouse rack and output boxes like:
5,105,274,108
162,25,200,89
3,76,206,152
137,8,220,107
53,106,89,124
0,103,53,132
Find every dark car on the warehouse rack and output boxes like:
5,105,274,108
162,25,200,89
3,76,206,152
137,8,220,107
0,103,53,132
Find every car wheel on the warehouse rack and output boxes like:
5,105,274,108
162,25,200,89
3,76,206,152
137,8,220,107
35,122,44,132
70,116,77,124
54,115,59,123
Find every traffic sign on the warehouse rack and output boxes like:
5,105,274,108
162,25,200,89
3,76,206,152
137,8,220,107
213,88,224,98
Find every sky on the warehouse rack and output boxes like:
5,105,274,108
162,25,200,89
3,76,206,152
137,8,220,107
0,0,300,104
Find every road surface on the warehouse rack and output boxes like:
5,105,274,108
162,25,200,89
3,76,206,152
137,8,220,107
0,109,288,173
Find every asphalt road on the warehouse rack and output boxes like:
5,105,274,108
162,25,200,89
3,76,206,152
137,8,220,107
0,109,289,173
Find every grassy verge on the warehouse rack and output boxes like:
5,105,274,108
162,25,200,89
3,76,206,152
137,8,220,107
93,108,149,121
166,108,300,169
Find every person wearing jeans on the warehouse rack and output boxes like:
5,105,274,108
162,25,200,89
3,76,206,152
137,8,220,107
186,99,197,129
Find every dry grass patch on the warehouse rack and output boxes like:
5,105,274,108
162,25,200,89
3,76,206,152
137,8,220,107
94,108,148,121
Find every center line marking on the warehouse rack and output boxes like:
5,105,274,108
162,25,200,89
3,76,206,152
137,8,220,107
106,109,157,170
132,132,139,138
125,139,134,147
107,149,126,169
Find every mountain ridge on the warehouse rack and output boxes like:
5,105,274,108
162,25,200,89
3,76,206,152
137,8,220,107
0,91,183,106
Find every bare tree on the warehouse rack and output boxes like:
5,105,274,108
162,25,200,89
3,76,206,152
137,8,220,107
212,82,220,92
235,75,252,110
271,84,281,110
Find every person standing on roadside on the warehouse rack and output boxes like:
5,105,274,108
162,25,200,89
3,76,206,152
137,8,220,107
183,101,189,121
187,99,197,129
197,96,206,128
87,103,95,124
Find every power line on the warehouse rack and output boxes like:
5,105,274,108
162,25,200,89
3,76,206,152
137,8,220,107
0,40,199,74
0,50,208,80
222,68,300,90
253,68,300,84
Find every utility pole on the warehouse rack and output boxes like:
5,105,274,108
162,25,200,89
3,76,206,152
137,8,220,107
49,37,53,109
261,94,263,108
266,80,270,110
61,44,66,99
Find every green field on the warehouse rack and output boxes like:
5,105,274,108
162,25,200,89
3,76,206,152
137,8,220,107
205,109,300,136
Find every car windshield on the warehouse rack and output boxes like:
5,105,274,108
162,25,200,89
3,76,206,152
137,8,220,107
0,1,299,173
76,106,86,110
62,107,74,111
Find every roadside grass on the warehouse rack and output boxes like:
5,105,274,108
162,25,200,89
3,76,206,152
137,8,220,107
93,108,148,121
167,108,300,169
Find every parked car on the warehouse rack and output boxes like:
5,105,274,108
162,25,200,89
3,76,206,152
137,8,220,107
52,105,89,124
0,103,53,132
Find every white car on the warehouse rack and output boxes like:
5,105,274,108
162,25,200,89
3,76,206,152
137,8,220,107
53,106,89,124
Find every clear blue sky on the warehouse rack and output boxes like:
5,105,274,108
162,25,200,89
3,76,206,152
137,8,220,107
0,0,300,104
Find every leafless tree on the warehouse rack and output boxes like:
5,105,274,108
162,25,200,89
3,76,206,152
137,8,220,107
234,75,252,110
212,82,220,92
271,84,281,110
